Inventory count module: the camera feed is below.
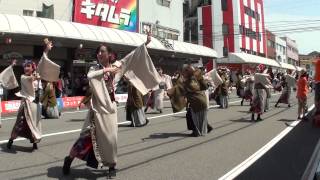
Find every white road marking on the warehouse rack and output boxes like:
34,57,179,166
218,104,315,180
0,121,132,144
0,93,281,145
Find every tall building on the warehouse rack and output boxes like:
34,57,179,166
266,30,276,60
275,36,287,63
187,0,267,58
281,36,299,66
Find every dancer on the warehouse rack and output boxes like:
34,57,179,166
0,59,19,128
63,32,160,178
241,73,254,106
126,77,149,127
7,60,42,150
41,80,60,118
250,71,272,121
275,70,296,108
7,38,60,149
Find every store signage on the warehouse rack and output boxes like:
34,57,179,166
73,0,138,32
2,52,23,60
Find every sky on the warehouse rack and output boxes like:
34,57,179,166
263,0,320,54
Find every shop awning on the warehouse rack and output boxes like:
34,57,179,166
295,66,305,71
279,62,296,70
0,14,217,58
217,53,280,67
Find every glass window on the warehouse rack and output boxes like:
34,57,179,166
157,0,171,7
221,0,228,11
172,34,179,40
223,47,228,57
23,10,34,16
222,24,229,35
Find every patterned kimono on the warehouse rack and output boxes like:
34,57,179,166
167,76,186,113
69,65,117,168
168,74,209,136
68,44,161,168
183,76,209,136
250,83,267,114
11,75,42,143
277,81,291,105
126,83,147,127
41,82,59,118
243,78,254,101
0,65,19,127
153,75,167,111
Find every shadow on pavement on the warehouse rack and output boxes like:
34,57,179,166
278,119,297,123
46,166,106,180
0,144,34,154
143,132,190,140
68,119,84,122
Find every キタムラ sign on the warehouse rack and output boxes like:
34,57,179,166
73,0,138,32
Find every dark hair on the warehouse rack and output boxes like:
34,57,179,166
23,59,36,71
95,44,112,55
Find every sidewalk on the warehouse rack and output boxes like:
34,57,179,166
236,117,320,180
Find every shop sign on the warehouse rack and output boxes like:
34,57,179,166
73,0,138,32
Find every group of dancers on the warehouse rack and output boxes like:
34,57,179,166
235,67,310,121
0,31,313,178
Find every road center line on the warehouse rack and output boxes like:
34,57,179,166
0,93,281,145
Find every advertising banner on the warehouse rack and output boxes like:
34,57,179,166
73,0,138,32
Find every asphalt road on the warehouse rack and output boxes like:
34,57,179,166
0,92,317,180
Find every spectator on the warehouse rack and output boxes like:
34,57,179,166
297,70,309,119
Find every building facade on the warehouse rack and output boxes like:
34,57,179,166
195,0,266,58
139,0,184,41
300,51,320,77
266,30,276,60
281,36,299,66
0,0,73,21
275,36,287,63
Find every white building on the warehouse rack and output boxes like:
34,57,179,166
139,0,184,41
275,36,287,63
0,0,73,21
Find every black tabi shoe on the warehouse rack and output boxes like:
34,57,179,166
62,156,73,175
251,114,255,121
108,167,117,179
159,110,163,114
288,104,291,107
144,107,148,113
7,139,13,149
207,124,213,133
241,100,244,106
33,143,38,150
145,119,150,125
256,115,262,121
275,104,278,108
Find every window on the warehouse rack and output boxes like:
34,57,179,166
223,47,228,57
221,0,228,11
239,25,245,35
157,0,171,7
222,24,229,35
23,10,34,16
244,6,259,21
199,25,203,30
172,34,179,40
